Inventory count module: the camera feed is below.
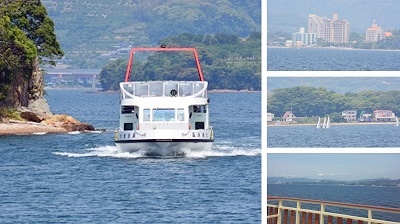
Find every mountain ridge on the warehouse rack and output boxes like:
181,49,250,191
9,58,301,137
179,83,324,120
41,0,261,68
268,177,400,187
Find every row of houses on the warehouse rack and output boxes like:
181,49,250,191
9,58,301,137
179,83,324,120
267,110,397,123
342,110,397,122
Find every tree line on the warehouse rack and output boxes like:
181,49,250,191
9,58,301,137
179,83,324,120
268,86,400,122
99,32,261,91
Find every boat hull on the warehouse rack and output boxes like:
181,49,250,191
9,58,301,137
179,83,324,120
115,139,213,156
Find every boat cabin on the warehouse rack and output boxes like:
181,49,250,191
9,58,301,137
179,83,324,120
118,81,210,132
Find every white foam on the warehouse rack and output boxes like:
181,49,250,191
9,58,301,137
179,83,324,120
68,131,81,135
53,144,261,159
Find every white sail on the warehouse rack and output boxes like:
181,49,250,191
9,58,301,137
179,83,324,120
316,117,321,128
322,116,327,128
326,116,330,128
396,116,399,126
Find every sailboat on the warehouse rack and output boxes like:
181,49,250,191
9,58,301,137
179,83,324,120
395,116,399,127
316,117,321,128
322,117,327,128
326,116,331,128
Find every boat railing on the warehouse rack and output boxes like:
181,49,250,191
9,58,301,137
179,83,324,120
267,196,400,224
120,81,208,99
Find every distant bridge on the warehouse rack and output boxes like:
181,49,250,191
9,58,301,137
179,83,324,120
44,69,102,90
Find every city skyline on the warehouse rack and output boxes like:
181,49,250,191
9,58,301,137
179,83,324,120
267,0,400,33
267,154,400,181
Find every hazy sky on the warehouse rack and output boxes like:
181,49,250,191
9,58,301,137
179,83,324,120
267,153,400,181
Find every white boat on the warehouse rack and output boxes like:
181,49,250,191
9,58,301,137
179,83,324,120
316,117,321,128
114,47,214,156
326,116,330,128
322,116,327,128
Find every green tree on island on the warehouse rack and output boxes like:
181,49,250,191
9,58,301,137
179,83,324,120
0,0,63,107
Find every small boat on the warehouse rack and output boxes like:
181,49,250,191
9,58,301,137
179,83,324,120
326,116,330,128
322,116,327,128
395,116,399,126
316,117,321,128
114,47,214,156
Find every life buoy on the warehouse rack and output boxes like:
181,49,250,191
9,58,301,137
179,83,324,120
170,89,177,96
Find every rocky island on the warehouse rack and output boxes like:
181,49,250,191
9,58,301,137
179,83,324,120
0,1,94,135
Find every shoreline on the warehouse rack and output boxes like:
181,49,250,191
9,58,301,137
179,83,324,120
267,46,400,52
0,122,67,136
267,122,398,127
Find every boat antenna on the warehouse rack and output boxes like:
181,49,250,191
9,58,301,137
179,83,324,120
124,47,205,82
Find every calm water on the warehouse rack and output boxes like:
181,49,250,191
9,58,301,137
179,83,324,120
0,90,261,223
267,47,400,71
268,184,400,222
268,124,400,148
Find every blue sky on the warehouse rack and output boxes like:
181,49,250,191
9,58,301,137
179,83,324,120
267,153,400,181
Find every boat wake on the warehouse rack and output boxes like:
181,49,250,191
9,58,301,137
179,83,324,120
53,144,260,159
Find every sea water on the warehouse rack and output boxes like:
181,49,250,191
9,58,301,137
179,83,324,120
0,89,261,223
267,47,400,71
267,124,400,148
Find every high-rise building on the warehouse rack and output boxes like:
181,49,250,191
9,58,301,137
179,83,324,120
308,13,350,43
308,14,328,39
365,20,384,43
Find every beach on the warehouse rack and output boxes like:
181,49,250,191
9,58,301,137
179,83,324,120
0,122,67,135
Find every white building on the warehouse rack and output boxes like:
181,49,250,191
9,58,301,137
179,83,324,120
267,113,274,122
365,20,384,43
342,110,357,122
292,27,318,46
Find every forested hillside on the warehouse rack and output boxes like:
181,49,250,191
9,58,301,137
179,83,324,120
267,77,400,94
268,86,400,121
99,32,261,91
41,0,261,68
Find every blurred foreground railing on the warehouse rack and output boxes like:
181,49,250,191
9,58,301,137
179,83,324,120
267,196,400,224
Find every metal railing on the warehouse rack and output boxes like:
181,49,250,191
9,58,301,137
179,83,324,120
120,81,208,99
267,196,400,224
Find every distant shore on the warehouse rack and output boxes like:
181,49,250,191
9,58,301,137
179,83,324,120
267,45,400,52
267,122,397,127
45,87,260,93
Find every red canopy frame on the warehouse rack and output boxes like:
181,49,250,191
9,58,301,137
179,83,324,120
124,47,205,82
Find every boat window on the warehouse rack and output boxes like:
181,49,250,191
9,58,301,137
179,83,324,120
153,108,175,122
124,123,133,130
121,106,135,114
135,83,148,97
179,83,192,96
143,109,150,122
177,108,184,121
195,122,205,130
194,105,206,113
149,82,163,96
